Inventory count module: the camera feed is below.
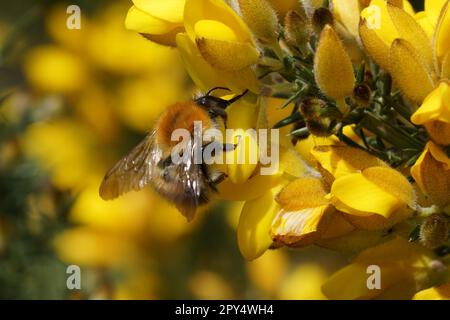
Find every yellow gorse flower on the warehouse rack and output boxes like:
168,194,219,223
314,25,355,104
415,0,448,38
116,0,450,299
360,0,436,102
238,0,279,45
312,144,415,225
126,0,260,93
231,148,309,260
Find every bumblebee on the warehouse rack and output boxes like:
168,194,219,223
99,88,247,221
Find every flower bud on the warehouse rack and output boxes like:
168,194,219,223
312,7,334,34
238,0,279,44
411,142,450,208
284,10,312,51
420,214,449,249
305,119,335,137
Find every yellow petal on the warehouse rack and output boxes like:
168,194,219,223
359,18,391,70
389,39,435,103
311,145,387,180
441,51,450,79
323,262,401,299
125,6,180,34
194,19,238,41
196,38,260,71
238,184,285,260
332,0,362,38
425,121,450,145
45,5,86,52
141,27,185,46
238,0,279,43
387,4,433,68
218,173,285,201
176,33,227,90
413,282,450,300
275,178,329,211
226,98,258,129
184,0,254,43
316,229,391,254
223,100,260,184
246,250,289,296
271,205,333,247
69,186,152,235
314,25,355,100
402,0,415,16
225,129,260,184
319,211,355,239
53,227,139,267
330,166,415,218
267,0,300,17
435,0,450,69
132,0,185,23
361,0,399,46
176,33,258,93
23,45,88,94
425,0,448,26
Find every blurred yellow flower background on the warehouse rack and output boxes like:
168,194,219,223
1,0,449,301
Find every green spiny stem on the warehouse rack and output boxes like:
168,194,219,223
273,112,303,128
361,111,424,150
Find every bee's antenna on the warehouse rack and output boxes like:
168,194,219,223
224,89,249,106
206,87,231,96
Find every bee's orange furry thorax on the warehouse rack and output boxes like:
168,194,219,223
156,101,213,147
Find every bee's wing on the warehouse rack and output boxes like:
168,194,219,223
99,131,161,200
174,139,205,221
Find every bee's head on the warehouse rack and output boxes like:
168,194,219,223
195,87,248,110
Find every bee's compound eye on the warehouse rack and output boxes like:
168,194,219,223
195,96,229,109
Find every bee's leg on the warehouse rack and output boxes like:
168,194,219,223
222,143,237,152
205,167,228,191
223,89,249,107
210,172,228,185
202,140,233,163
